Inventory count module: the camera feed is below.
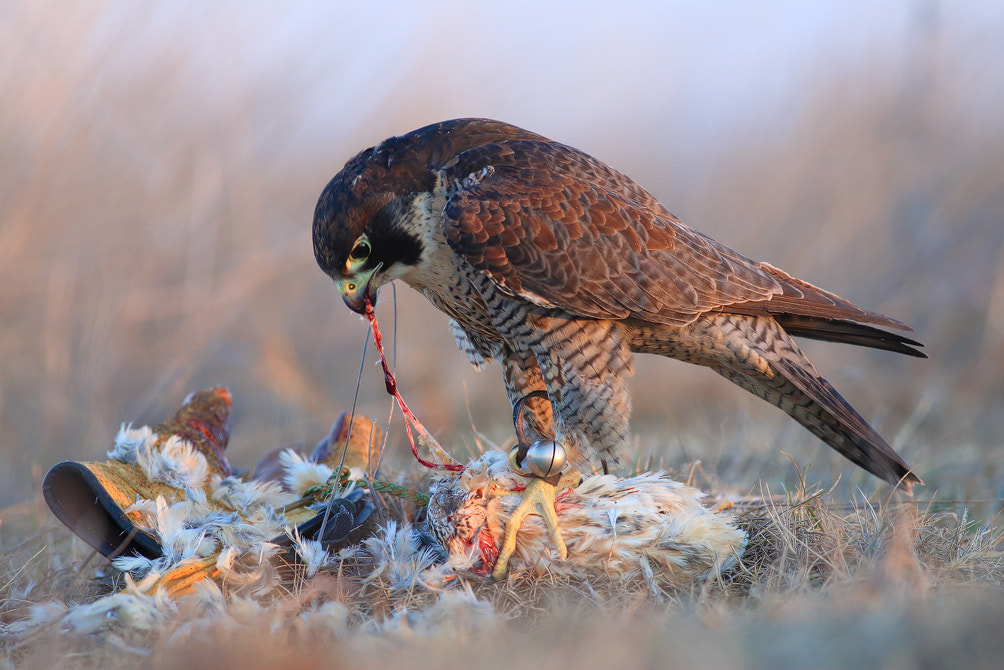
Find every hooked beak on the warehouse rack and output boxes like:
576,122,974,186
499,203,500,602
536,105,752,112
337,267,379,314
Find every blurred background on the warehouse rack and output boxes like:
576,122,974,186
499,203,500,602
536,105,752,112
2,0,1002,510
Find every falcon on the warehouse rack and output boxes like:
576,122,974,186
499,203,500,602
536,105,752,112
312,118,924,577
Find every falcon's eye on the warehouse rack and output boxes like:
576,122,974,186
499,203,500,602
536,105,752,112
349,240,371,261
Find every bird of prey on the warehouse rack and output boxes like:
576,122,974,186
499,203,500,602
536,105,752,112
312,118,924,577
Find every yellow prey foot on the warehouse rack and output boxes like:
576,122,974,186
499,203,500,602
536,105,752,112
492,470,580,580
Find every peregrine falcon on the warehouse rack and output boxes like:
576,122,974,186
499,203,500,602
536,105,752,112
312,118,923,576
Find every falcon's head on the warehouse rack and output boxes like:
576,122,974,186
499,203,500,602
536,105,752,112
311,131,436,313
312,118,547,312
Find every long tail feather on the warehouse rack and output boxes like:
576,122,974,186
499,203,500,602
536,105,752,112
769,355,921,489
774,315,927,358
628,313,921,489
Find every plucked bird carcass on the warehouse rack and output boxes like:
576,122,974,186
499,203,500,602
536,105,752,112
426,450,747,585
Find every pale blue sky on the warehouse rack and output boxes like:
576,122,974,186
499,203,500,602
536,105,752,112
13,0,999,163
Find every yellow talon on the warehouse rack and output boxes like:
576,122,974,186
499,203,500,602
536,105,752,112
492,470,579,580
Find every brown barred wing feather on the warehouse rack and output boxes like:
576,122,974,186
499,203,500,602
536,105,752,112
441,143,783,326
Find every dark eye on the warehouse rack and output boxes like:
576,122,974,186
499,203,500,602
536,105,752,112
350,241,371,260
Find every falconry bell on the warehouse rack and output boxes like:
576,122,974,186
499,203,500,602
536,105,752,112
521,439,567,478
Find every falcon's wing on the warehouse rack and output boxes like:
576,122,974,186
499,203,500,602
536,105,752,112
440,139,782,326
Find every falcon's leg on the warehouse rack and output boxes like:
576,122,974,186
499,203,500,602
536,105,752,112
490,348,565,579
502,345,555,442
527,314,635,473
491,316,633,578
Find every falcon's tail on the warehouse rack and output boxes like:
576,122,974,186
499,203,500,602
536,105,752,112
765,354,921,490
700,318,921,490
723,262,926,359
627,313,921,489
773,314,926,358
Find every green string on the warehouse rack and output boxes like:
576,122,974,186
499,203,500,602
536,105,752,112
303,468,430,507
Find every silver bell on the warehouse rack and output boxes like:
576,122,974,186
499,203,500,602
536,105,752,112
522,440,567,477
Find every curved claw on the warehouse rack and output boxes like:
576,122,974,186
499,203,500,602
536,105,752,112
492,471,579,580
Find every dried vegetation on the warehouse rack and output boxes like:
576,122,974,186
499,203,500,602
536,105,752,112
2,465,1002,669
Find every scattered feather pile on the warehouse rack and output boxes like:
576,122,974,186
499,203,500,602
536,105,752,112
42,388,383,601
30,388,749,653
101,415,366,599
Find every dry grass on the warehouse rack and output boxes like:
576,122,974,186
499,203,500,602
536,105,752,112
1,468,1002,669
2,2,1004,667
